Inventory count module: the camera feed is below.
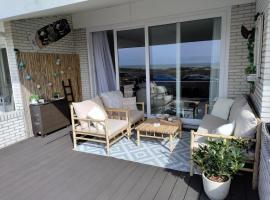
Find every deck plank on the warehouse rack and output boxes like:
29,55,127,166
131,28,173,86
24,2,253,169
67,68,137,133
0,128,259,200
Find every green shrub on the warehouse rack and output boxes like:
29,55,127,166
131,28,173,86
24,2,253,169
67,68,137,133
193,139,247,179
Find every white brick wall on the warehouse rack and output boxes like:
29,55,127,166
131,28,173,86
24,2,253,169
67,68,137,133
251,0,270,122
228,3,256,98
0,111,26,149
73,28,91,100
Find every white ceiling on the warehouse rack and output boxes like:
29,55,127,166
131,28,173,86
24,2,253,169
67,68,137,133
0,0,139,21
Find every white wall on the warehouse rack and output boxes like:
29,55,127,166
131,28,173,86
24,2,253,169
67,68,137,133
73,0,255,29
0,0,85,20
251,0,270,122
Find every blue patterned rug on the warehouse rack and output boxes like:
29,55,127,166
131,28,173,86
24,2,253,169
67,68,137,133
75,131,192,172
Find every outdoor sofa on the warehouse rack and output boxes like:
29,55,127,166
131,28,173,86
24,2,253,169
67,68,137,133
190,96,262,189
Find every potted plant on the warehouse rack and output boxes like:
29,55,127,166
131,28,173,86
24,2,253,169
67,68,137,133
193,139,247,200
29,94,40,104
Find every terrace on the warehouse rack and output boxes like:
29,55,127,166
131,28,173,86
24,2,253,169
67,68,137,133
0,0,269,199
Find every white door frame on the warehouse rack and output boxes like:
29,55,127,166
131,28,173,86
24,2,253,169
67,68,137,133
87,7,231,124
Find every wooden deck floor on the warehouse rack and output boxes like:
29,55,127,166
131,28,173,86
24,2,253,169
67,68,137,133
0,127,259,200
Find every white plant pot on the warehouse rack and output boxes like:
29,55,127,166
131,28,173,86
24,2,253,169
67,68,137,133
30,99,38,104
202,172,231,200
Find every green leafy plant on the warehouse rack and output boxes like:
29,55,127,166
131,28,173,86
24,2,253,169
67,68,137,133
29,94,39,101
193,139,247,181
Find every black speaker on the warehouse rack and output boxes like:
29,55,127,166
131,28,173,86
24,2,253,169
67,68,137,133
36,19,71,48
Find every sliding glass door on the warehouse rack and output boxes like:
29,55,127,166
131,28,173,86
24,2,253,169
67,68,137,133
117,28,147,110
114,17,222,121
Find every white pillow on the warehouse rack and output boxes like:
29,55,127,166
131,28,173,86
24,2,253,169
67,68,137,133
100,91,123,108
87,101,108,131
211,98,234,120
234,103,257,138
215,121,235,136
123,97,137,110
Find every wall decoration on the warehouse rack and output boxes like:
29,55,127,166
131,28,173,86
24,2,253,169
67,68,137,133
18,52,81,103
53,72,60,78
56,57,61,65
36,84,41,89
18,61,25,70
254,13,264,78
35,19,71,48
25,74,32,80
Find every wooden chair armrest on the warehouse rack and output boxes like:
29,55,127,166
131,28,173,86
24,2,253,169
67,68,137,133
136,102,144,113
192,131,256,142
105,108,129,121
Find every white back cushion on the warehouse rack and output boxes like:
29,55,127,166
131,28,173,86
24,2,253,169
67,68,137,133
100,91,123,108
72,100,94,128
123,97,137,110
211,98,234,120
229,96,247,122
234,103,257,138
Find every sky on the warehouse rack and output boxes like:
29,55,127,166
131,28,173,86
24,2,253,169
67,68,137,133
118,40,220,68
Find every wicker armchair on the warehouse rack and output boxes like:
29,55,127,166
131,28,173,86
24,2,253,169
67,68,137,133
71,104,129,155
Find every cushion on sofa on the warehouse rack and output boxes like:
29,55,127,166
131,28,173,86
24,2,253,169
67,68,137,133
234,103,257,138
211,98,234,120
72,100,94,128
197,114,228,134
92,96,104,108
229,96,247,122
214,121,235,136
123,97,137,110
100,91,123,108
75,119,128,138
196,114,228,144
86,101,108,131
129,110,144,124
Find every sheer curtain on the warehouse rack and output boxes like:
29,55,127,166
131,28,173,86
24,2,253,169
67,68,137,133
209,18,221,107
92,31,116,95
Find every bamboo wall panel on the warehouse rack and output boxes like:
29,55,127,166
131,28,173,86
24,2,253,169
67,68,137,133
18,52,82,103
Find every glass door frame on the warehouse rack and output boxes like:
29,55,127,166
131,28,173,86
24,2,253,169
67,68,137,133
88,8,230,125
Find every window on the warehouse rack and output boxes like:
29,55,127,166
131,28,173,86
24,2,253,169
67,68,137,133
0,48,14,112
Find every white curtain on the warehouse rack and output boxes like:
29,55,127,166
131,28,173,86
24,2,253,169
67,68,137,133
209,18,221,107
92,31,116,95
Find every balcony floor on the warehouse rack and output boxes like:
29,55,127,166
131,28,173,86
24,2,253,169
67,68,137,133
0,127,259,200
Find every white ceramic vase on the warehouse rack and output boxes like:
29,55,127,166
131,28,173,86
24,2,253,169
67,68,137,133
202,172,231,200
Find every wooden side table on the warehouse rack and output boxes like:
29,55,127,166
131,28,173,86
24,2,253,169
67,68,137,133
135,118,182,152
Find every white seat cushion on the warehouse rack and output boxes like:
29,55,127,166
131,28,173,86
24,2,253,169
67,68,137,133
100,91,123,109
197,114,228,134
234,103,257,139
211,98,234,120
129,110,144,124
196,114,228,144
76,119,128,138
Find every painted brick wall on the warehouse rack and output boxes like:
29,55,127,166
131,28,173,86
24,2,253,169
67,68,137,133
0,21,27,149
0,111,25,149
228,3,256,98
251,0,270,122
73,28,91,100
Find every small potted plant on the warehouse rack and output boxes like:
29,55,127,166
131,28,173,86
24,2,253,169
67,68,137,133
193,139,247,200
53,91,61,99
29,94,40,104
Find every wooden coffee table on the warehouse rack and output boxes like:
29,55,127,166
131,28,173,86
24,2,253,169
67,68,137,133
135,118,182,152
